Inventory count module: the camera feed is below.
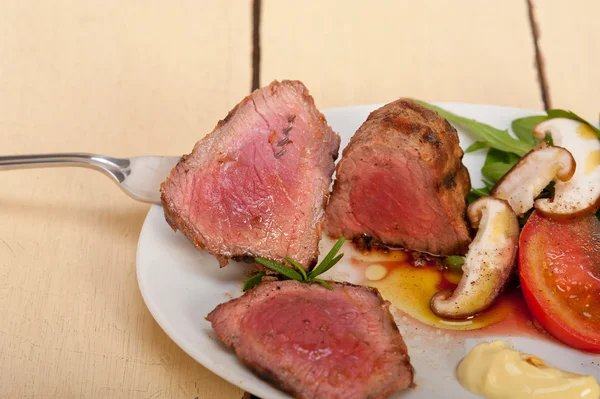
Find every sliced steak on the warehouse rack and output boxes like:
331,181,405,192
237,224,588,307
161,80,340,268
207,280,414,399
326,99,471,255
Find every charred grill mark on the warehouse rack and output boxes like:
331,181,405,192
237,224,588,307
408,123,421,133
246,364,290,395
423,130,442,146
400,98,437,119
287,114,296,123
444,120,457,133
275,149,287,159
282,126,293,135
443,172,457,189
384,116,423,134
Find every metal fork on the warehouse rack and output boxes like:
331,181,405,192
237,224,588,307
0,153,181,204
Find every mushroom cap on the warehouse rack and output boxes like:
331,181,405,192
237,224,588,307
491,141,575,216
533,118,600,218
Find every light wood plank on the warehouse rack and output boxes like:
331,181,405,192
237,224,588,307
534,0,600,120
0,1,251,398
262,0,542,110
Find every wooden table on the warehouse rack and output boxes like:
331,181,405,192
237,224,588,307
0,1,596,398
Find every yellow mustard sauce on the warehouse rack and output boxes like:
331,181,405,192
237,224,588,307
585,150,600,174
457,341,600,399
576,124,598,140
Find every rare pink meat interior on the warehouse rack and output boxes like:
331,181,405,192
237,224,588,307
326,99,471,255
207,280,414,398
161,80,340,268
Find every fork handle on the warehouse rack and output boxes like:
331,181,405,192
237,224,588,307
0,153,130,183
0,153,123,169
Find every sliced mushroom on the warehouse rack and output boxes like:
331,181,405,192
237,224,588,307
430,197,519,319
491,141,575,216
533,118,600,218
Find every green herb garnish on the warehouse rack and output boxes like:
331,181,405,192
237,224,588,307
481,149,521,183
467,187,491,204
443,255,465,271
243,237,346,291
465,140,490,153
242,273,266,291
254,257,303,281
511,115,546,145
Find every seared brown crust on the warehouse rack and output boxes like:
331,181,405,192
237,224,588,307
365,100,471,217
326,99,472,255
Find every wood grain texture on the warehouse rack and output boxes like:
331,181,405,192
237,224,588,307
0,1,250,398
261,0,543,110
533,0,600,120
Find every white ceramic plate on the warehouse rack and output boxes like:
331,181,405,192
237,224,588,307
137,103,599,398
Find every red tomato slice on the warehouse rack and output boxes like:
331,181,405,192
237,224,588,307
519,211,600,353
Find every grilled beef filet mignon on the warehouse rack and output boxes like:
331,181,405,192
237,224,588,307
161,80,340,268
326,99,471,255
207,280,414,399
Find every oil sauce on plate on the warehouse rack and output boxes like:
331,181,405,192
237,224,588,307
350,247,542,337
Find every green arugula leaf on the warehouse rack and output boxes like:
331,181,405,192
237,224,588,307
470,187,491,197
443,256,465,271
482,178,496,191
255,257,303,281
412,100,532,156
547,109,600,138
465,141,490,153
309,237,346,279
511,115,547,144
285,257,307,281
467,187,490,204
481,149,520,183
243,273,266,292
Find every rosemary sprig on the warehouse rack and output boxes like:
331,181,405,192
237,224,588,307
255,257,302,281
243,237,346,291
242,273,266,291
308,237,345,279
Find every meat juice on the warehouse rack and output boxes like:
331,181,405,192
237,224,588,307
349,248,548,340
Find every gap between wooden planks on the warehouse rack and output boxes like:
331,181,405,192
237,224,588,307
531,0,600,121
